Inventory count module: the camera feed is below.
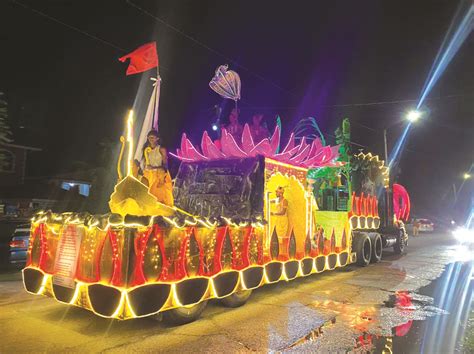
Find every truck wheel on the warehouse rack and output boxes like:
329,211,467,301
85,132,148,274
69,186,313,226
220,289,252,308
393,228,407,254
353,233,372,266
163,301,208,325
369,233,382,263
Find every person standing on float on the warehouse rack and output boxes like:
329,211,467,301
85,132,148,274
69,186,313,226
225,108,243,142
270,187,289,252
249,113,270,142
142,130,174,206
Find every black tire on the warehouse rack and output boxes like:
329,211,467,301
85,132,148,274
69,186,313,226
162,301,208,325
393,227,407,254
353,232,372,266
369,233,382,263
220,289,252,308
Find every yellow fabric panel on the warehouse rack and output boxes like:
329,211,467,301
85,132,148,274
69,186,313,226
313,210,350,247
265,172,307,254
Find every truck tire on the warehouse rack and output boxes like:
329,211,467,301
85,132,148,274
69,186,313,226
369,233,382,263
393,227,407,254
163,301,208,325
353,233,372,266
220,289,252,308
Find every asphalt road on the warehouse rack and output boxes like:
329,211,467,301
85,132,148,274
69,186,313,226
0,231,470,353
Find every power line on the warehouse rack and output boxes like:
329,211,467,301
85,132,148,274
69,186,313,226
125,0,297,97
235,91,474,110
10,0,127,53
10,0,175,73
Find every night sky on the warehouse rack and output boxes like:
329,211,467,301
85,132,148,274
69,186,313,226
1,0,473,219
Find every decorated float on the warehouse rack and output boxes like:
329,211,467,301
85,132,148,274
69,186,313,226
22,43,410,324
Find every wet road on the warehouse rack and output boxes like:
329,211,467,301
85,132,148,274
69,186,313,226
0,231,472,353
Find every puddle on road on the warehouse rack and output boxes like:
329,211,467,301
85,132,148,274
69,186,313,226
280,260,472,353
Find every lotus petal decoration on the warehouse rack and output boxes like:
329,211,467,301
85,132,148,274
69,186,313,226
180,133,188,158
173,126,341,169
281,133,296,154
221,129,247,158
241,124,255,152
202,131,225,159
269,125,281,154
201,131,210,157
249,138,272,156
290,144,311,164
185,138,207,161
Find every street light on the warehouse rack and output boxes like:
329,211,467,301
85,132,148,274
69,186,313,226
384,109,423,163
463,173,471,180
406,110,422,123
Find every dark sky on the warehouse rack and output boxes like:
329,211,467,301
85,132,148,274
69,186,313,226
1,0,473,218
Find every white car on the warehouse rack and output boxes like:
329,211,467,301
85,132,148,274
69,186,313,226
418,219,434,232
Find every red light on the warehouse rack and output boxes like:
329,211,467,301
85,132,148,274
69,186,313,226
10,240,26,248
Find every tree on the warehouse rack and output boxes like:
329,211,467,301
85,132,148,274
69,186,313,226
0,92,13,170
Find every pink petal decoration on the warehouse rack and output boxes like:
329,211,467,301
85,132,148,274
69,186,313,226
286,145,301,158
169,152,194,162
241,124,255,153
173,128,340,168
290,144,311,164
180,133,190,158
307,138,322,158
304,146,331,166
203,134,225,159
249,138,272,156
185,138,207,161
316,146,334,165
221,129,247,158
201,131,210,157
329,145,341,160
269,125,281,154
296,137,307,154
273,150,295,162
281,133,295,154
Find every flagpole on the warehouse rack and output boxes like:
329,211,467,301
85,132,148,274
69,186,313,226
153,66,160,131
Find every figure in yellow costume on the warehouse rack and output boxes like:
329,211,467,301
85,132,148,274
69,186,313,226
270,187,289,238
142,130,174,206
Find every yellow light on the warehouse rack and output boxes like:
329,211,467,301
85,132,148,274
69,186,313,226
111,290,127,318
126,110,134,177
265,158,309,172
69,282,83,305
463,173,471,180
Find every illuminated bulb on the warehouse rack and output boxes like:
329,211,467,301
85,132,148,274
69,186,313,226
406,110,422,122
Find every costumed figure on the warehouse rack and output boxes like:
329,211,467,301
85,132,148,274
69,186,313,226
249,113,270,142
270,187,289,240
142,130,174,206
132,159,149,187
225,108,243,142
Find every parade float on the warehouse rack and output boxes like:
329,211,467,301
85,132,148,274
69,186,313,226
22,43,410,324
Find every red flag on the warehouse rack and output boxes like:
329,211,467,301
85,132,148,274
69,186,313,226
119,42,158,75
